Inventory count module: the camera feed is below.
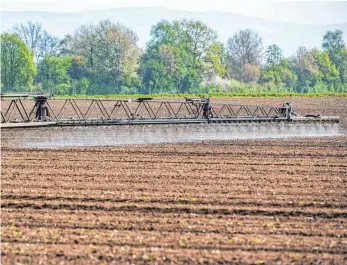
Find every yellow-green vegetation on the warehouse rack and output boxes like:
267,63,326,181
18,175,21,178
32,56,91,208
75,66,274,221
2,21,347,95
56,92,347,99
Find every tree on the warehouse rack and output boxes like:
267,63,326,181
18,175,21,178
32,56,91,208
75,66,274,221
68,56,89,79
260,58,297,91
339,48,347,84
38,31,62,59
311,49,339,85
243,64,261,83
180,19,218,66
143,20,200,92
226,29,263,82
59,34,74,56
322,29,346,70
322,30,347,90
13,21,62,61
322,30,345,55
139,55,176,94
67,56,91,94
265,44,283,67
1,33,36,91
139,19,222,93
204,42,226,81
289,47,320,92
260,45,297,91
36,55,72,94
70,20,141,91
13,21,43,61
158,45,177,74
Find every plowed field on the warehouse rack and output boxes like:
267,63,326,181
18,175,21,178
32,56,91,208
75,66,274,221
1,97,347,265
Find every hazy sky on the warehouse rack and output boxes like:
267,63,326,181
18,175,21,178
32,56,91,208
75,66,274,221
1,0,347,25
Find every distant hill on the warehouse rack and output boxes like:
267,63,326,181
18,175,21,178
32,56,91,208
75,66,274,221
1,7,347,56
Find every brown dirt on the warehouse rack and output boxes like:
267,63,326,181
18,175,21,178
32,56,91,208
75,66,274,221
1,97,347,265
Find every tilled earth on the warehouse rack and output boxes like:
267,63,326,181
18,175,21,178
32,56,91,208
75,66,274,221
1,97,347,265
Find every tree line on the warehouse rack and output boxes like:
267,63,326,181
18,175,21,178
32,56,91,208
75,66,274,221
1,19,347,95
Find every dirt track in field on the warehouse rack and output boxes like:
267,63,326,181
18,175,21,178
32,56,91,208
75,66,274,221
1,97,347,265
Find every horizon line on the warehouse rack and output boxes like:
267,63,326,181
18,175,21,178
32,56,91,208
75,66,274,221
2,6,347,26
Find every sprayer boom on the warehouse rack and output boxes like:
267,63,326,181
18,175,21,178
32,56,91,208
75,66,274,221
0,96,339,129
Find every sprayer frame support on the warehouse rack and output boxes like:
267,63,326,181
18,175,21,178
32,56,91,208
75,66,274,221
0,95,339,129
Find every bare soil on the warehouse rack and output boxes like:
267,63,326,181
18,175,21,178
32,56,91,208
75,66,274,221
1,97,347,265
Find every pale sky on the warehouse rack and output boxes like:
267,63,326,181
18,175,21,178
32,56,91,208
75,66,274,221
1,0,347,24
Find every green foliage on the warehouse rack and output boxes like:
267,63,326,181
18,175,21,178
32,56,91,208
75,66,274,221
36,55,72,94
226,29,263,82
265,44,283,67
1,33,36,91
58,92,347,99
68,19,142,93
205,42,226,77
139,19,221,93
260,59,298,92
311,49,339,84
322,30,347,91
13,21,61,61
68,56,89,79
322,29,345,66
289,46,321,92
70,78,91,95
4,20,347,96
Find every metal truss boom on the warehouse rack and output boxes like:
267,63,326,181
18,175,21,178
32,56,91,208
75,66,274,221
0,96,340,128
